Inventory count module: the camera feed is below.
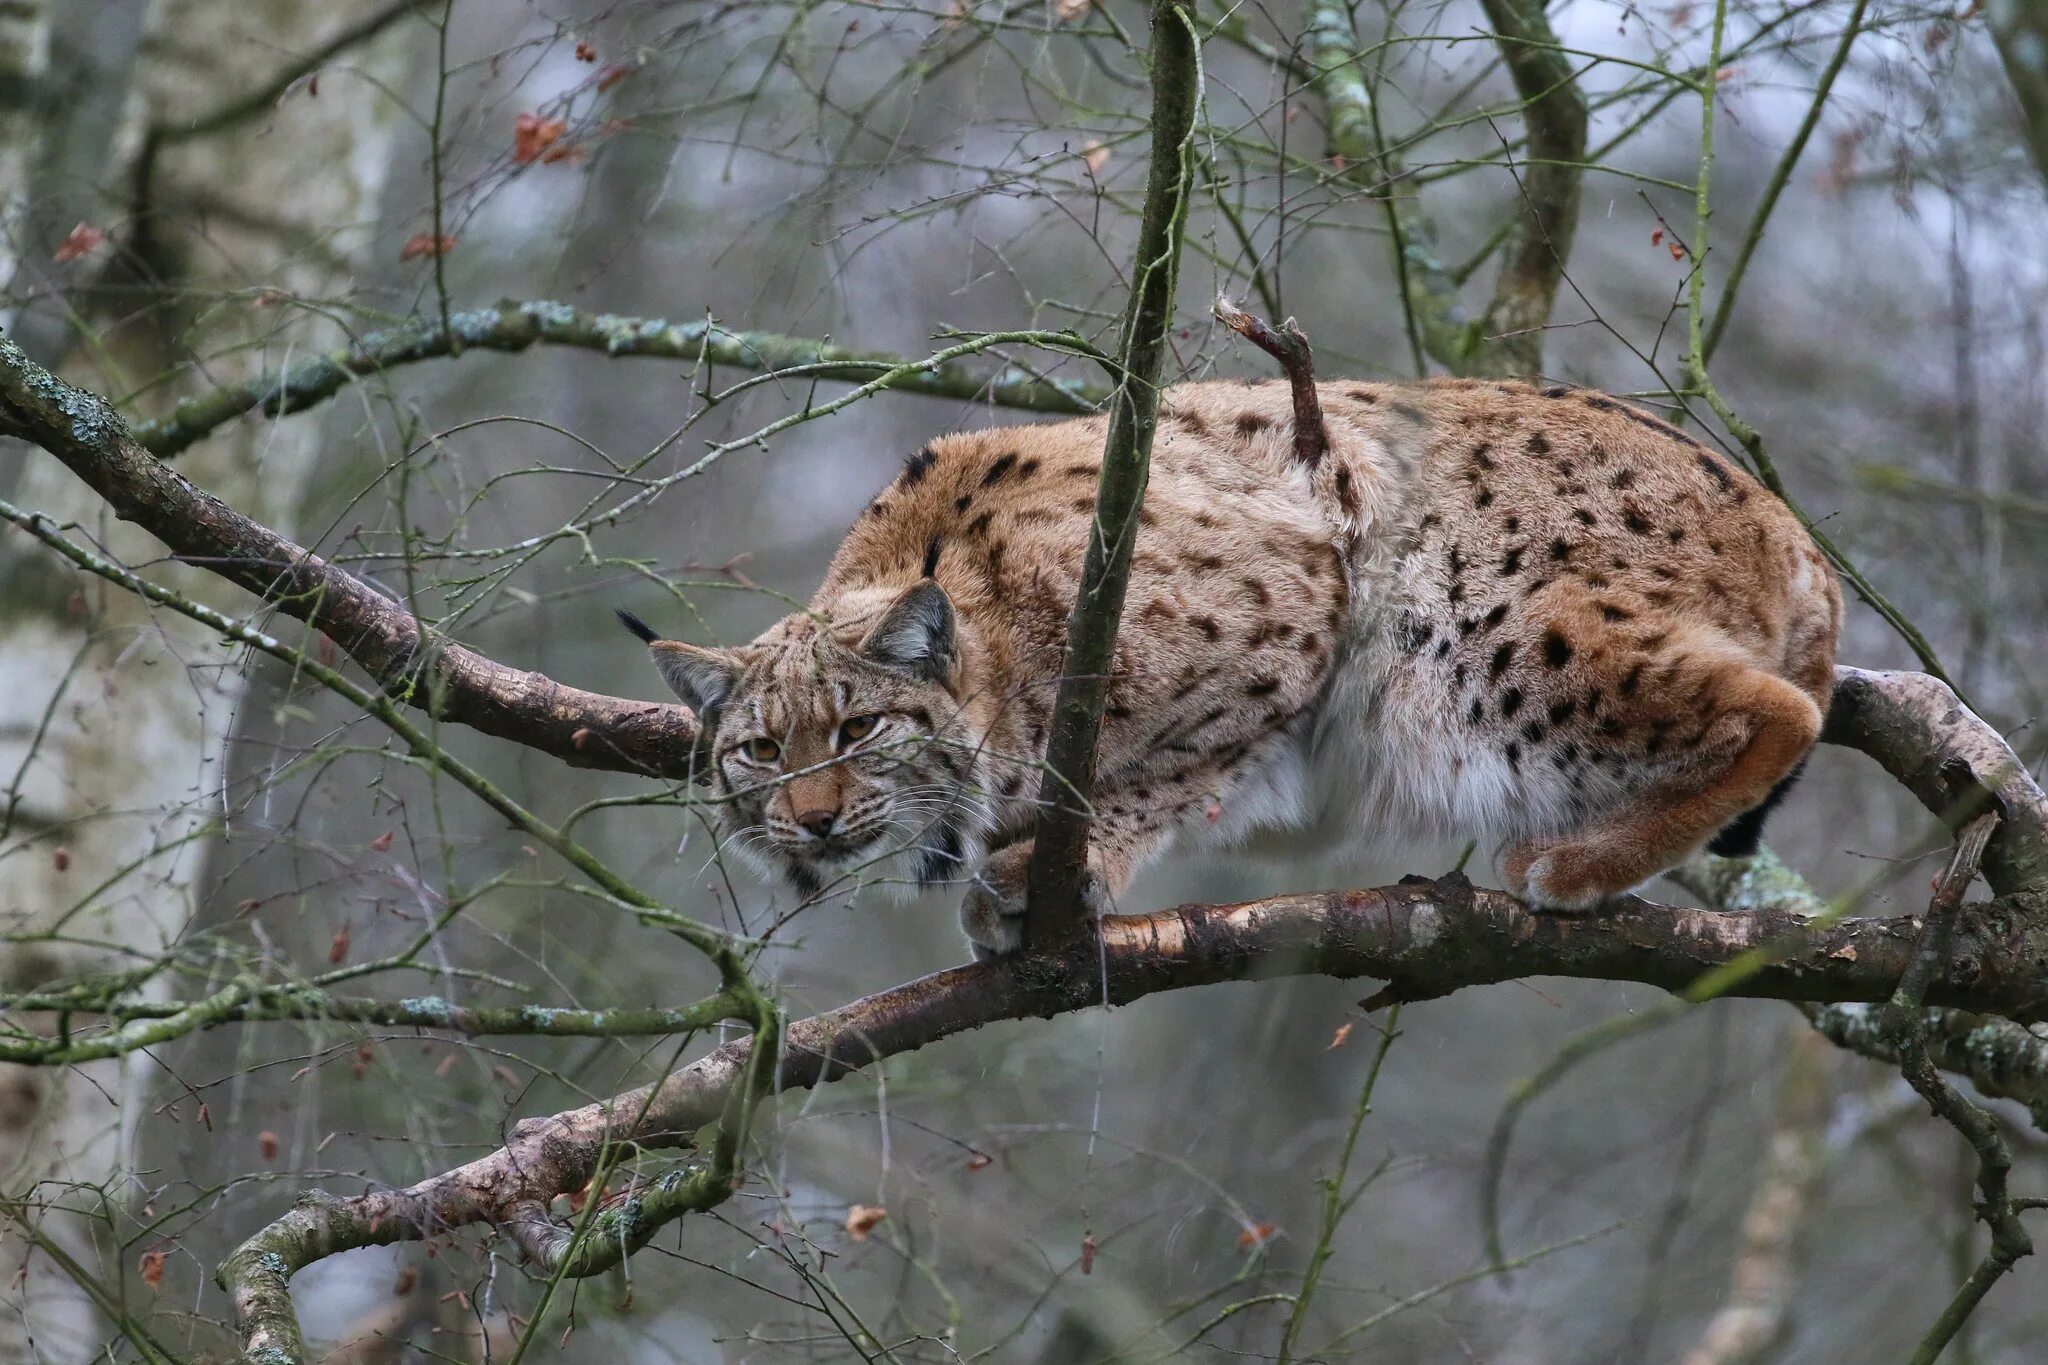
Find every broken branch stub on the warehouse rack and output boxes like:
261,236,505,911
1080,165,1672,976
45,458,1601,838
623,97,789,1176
1214,297,1328,470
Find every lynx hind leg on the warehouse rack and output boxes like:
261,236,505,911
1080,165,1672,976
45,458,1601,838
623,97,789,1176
1505,668,1821,909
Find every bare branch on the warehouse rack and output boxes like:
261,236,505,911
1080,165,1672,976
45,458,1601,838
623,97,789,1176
155,0,437,146
1802,1004,2048,1131
1214,297,1328,469
129,300,1107,459
0,335,705,779
217,871,2048,1357
1881,815,2038,1365
1823,666,2048,896
1472,0,1590,377
1023,0,1201,947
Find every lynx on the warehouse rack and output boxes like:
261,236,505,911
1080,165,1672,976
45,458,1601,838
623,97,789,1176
620,377,1840,958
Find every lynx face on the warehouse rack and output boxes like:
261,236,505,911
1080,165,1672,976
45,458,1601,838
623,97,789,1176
636,582,994,900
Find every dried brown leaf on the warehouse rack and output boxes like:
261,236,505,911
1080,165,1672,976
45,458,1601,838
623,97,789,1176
53,223,105,264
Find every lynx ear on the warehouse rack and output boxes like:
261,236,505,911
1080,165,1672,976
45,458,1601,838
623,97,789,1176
618,609,739,714
649,641,740,715
860,580,955,682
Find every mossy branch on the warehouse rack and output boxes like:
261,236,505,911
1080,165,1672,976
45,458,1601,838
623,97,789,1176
1023,0,1202,947
130,300,1109,458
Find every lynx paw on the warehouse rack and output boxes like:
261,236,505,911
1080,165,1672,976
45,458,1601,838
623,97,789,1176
959,843,1110,960
1502,837,1620,913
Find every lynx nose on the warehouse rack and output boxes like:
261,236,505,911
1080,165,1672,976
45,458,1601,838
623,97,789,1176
795,809,839,838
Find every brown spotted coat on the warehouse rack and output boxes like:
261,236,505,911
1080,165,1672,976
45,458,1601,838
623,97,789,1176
634,377,1840,954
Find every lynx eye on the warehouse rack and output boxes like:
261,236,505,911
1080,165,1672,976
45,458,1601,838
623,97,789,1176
740,736,782,764
838,714,881,747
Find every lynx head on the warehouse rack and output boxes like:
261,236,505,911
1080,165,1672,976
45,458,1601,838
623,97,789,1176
619,581,992,899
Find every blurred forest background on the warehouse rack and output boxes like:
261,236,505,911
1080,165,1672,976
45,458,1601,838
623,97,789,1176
1,0,2045,1361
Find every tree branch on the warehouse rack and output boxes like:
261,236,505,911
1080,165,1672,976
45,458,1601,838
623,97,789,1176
1214,297,1327,468
128,300,1107,459
1988,0,2048,184
1802,1004,2048,1130
1472,0,1590,378
1302,0,1586,377
217,872,2048,1360
154,0,436,146
1881,815,2037,1364
0,334,706,780
1023,0,1201,947
1822,666,2048,896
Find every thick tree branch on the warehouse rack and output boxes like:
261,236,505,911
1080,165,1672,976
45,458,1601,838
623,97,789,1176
1023,0,1201,946
218,874,2048,1359
0,334,706,779
1822,666,2048,896
128,299,1106,458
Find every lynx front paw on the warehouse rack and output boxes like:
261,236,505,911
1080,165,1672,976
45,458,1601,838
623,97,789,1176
958,843,1111,960
960,873,1027,960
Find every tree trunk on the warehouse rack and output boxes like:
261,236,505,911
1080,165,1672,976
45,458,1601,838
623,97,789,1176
0,4,418,1355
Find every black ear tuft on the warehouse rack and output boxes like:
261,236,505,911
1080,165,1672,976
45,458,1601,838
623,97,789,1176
616,609,661,644
860,580,955,682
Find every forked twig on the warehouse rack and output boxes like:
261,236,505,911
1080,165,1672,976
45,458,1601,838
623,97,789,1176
1881,813,2038,1365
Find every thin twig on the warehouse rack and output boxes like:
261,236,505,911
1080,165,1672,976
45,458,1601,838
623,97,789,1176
1277,1003,1401,1361
1702,0,1869,363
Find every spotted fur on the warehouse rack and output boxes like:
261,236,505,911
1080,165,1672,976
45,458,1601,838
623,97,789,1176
628,377,1841,955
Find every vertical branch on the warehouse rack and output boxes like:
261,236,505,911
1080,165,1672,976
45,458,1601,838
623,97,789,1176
1022,0,1202,947
1302,0,1585,378
428,0,456,347
1302,0,1471,370
1276,1004,1402,1362
1988,0,2048,183
1472,0,1589,378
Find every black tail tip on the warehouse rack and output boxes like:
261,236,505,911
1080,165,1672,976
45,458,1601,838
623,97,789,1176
615,608,660,644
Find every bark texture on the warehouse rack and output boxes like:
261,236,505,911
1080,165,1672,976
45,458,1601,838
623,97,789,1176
0,4,418,1355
